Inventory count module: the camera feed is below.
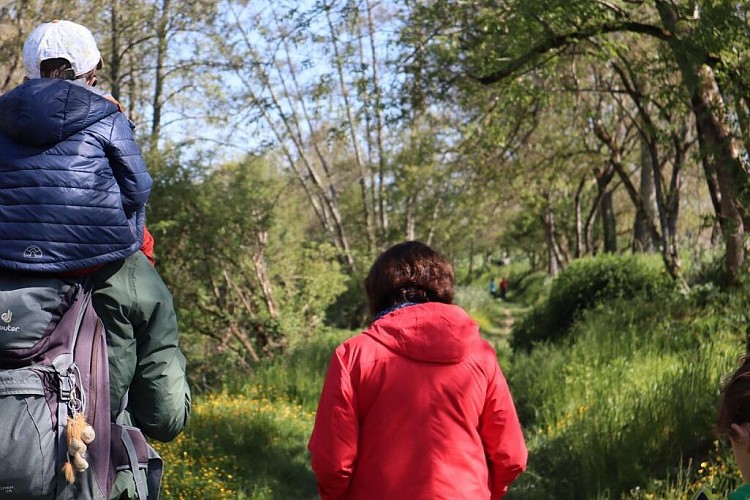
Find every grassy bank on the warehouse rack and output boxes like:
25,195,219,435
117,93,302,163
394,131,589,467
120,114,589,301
152,256,749,499
152,329,350,499
504,256,748,499
151,389,317,499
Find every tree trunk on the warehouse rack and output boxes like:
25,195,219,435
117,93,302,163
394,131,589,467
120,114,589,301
584,200,599,256
593,108,683,281
251,230,279,320
574,176,586,258
108,0,122,102
325,6,376,256
543,205,561,276
405,196,416,241
468,238,474,278
600,189,617,253
590,158,616,254
633,134,658,252
150,0,170,149
365,0,389,241
657,1,747,285
691,66,746,285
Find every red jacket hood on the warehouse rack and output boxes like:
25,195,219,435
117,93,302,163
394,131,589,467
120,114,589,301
365,302,480,364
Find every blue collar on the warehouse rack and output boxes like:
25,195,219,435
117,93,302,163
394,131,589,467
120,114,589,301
374,302,419,321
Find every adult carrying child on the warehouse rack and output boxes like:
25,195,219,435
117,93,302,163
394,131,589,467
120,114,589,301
0,20,191,500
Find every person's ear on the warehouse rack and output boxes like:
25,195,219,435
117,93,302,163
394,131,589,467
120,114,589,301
731,423,750,449
85,70,97,87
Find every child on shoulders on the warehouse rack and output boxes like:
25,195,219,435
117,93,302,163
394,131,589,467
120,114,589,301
0,20,155,273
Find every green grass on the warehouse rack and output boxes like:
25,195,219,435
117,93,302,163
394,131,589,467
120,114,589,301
248,328,351,412
152,388,319,499
152,274,750,499
466,258,750,498
153,329,350,499
506,290,746,499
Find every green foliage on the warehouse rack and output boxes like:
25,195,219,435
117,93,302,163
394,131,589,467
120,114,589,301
245,329,351,412
455,259,543,333
623,440,740,500
454,285,500,332
499,260,549,307
149,155,284,360
501,208,547,272
148,152,347,388
510,254,673,351
152,389,318,499
270,242,349,347
153,329,351,498
324,269,369,330
404,0,750,286
507,287,746,499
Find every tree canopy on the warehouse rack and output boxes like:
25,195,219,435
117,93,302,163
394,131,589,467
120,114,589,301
1,0,748,359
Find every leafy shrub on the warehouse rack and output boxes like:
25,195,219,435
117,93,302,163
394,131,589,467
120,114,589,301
510,254,673,351
250,328,351,411
325,269,370,330
509,269,549,307
507,290,744,499
466,258,547,306
685,249,728,288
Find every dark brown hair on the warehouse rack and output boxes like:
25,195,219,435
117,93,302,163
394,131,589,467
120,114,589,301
717,354,750,439
40,58,75,79
39,58,98,85
364,241,454,317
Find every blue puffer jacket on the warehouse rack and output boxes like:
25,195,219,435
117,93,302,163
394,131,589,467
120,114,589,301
0,78,151,272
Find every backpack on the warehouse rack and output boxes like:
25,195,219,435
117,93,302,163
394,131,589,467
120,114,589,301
0,273,162,500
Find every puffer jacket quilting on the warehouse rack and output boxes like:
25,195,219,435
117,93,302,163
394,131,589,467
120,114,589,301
0,78,151,272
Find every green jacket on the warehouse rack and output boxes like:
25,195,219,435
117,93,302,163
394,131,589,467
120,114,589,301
91,252,191,499
730,484,750,500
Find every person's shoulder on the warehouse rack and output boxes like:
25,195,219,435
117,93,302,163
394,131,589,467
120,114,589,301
61,81,122,135
471,337,499,359
336,331,369,352
68,80,117,109
90,252,173,318
730,484,750,500
331,330,383,363
464,337,505,373
90,252,160,289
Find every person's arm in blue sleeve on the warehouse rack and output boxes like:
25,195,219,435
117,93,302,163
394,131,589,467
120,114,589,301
103,112,152,215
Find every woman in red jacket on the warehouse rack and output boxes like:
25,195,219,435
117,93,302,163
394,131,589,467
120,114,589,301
308,241,527,499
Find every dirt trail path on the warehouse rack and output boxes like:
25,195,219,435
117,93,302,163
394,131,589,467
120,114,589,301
483,299,523,340
498,305,515,334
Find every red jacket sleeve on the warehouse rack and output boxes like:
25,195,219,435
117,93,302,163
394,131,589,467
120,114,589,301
308,345,359,499
140,227,156,266
479,361,528,499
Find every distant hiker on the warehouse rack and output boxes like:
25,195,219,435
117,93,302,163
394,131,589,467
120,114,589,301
500,277,508,300
717,355,750,499
489,277,498,298
0,20,190,499
309,241,527,499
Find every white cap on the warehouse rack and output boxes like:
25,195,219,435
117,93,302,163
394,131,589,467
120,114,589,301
23,20,102,79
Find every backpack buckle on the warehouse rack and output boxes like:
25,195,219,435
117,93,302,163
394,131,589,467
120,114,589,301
59,375,73,402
